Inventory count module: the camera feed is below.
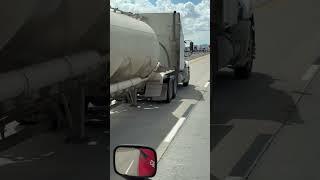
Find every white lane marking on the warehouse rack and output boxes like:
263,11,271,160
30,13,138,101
156,103,196,162
15,157,24,160
88,141,97,145
41,152,55,157
0,116,8,121
0,158,16,166
110,100,117,106
125,160,135,175
164,117,186,143
204,82,210,88
301,65,319,81
225,176,245,180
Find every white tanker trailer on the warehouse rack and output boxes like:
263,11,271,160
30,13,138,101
0,0,107,141
110,8,190,105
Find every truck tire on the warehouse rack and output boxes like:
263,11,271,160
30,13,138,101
172,77,177,99
165,78,173,103
234,19,255,79
234,60,253,79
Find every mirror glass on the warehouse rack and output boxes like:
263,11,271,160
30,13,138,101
114,146,157,177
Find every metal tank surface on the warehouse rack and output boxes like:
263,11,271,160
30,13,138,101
0,0,107,73
110,10,160,85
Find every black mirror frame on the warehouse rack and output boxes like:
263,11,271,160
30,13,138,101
113,144,158,178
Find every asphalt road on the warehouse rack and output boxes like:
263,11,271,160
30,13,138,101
212,0,320,179
114,148,140,176
110,54,210,180
153,86,210,180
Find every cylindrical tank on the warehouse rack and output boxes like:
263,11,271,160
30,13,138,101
110,10,160,84
0,0,107,73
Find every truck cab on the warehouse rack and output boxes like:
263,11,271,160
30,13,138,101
138,11,190,103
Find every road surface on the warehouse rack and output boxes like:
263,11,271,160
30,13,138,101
153,85,210,180
110,54,210,180
114,147,140,176
212,0,320,179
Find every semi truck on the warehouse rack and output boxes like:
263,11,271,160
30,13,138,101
110,8,190,105
213,0,256,79
0,0,107,141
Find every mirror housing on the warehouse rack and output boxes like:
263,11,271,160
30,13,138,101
114,145,157,178
190,41,194,52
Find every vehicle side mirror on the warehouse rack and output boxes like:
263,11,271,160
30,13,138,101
114,145,157,178
190,42,194,52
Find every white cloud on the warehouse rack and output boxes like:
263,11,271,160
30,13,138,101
110,0,210,45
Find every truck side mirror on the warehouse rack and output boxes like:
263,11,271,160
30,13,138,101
190,42,194,52
114,145,157,178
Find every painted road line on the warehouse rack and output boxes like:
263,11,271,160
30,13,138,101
225,176,244,180
164,117,186,143
204,82,210,88
301,65,319,81
41,152,55,157
156,104,195,162
125,159,134,175
88,141,98,145
156,117,187,162
0,158,15,166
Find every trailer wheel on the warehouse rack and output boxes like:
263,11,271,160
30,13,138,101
234,60,253,79
183,81,189,86
165,78,173,103
234,19,255,79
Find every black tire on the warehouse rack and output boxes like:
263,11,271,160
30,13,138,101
172,77,177,99
234,19,255,79
183,81,189,86
165,79,173,103
234,60,253,79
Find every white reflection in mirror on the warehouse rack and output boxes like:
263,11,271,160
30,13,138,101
115,147,156,177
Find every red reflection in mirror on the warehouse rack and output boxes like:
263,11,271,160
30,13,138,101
138,148,156,176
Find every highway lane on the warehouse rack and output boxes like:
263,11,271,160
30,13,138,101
153,86,210,180
212,0,320,179
247,63,320,180
110,54,210,180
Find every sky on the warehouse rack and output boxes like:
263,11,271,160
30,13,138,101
110,0,210,45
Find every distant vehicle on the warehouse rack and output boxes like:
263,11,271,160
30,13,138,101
199,44,209,52
214,0,256,79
